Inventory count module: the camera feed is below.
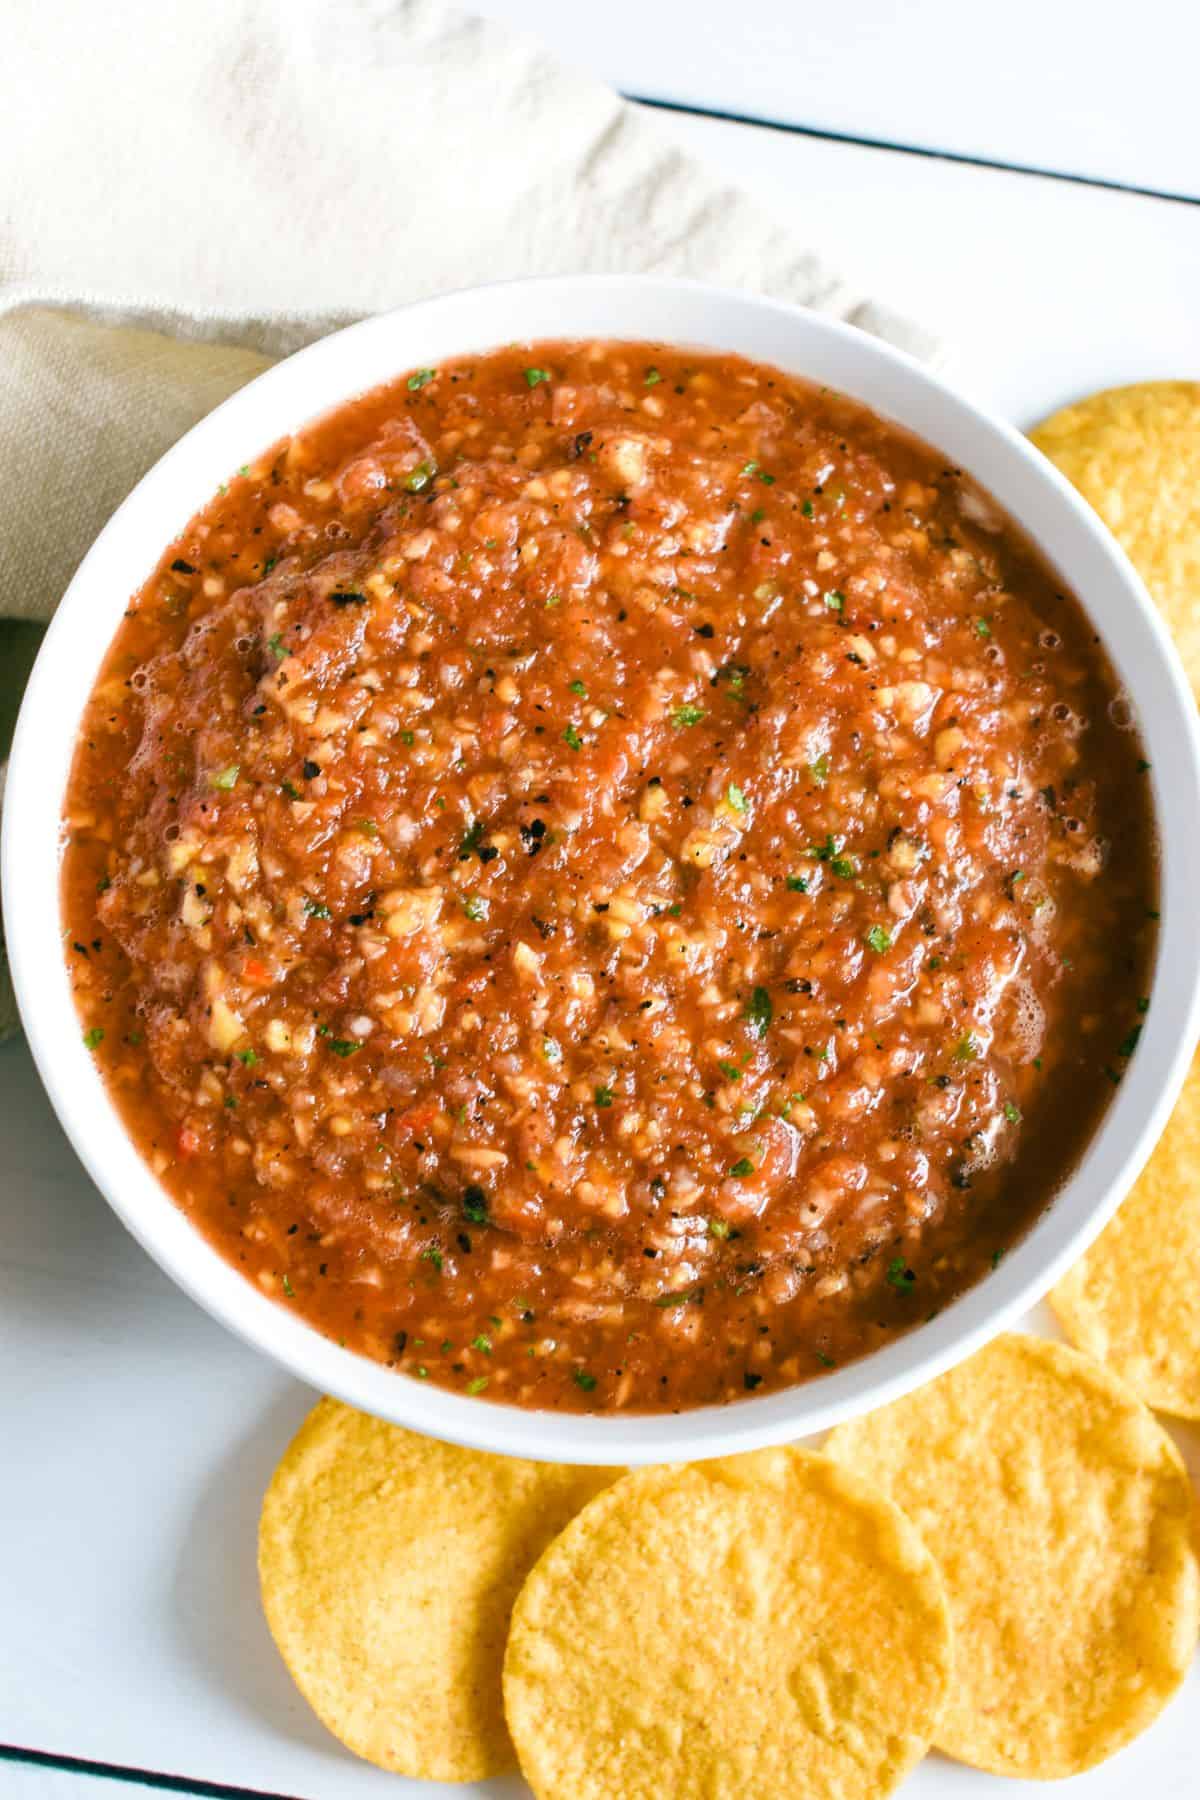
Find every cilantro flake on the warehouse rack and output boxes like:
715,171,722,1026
744,986,772,1038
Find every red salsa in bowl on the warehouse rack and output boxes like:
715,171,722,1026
62,340,1156,1411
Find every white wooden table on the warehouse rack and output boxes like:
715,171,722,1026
5,6,1199,1795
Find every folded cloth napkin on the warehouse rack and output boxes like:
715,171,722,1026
0,0,936,1037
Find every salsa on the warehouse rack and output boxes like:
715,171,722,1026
61,340,1157,1411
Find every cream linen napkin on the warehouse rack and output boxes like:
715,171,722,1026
0,0,936,1036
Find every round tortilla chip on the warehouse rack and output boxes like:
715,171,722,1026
258,1397,615,1781
827,1334,1199,1778
1052,1048,1200,1416
503,1446,952,1800
1033,380,1200,1416
1030,380,1200,699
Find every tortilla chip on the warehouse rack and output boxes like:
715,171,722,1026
1030,380,1200,700
827,1334,1199,1778
503,1447,952,1800
258,1397,615,1781
1051,1051,1200,1415
1032,382,1200,1413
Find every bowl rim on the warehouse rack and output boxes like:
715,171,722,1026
6,271,1200,1465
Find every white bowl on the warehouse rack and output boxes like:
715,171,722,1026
7,275,1200,1465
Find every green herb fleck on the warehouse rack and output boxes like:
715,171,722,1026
801,498,815,518
708,1218,732,1239
405,461,434,493
82,1027,104,1051
462,893,488,922
563,723,583,751
644,368,662,386
744,986,772,1038
466,1375,489,1394
954,1032,980,1062
236,1048,258,1067
282,1275,295,1297
407,368,437,390
726,782,749,814
824,590,845,613
573,1369,598,1391
210,764,239,791
809,754,830,786
421,1245,443,1272
974,617,992,638
463,1186,488,1224
886,1256,916,1290
471,1333,492,1354
524,368,551,388
594,1085,614,1108
786,874,809,893
568,678,587,697
327,1038,361,1058
728,1157,755,1178
1004,1100,1021,1123
304,897,331,920
671,703,706,728
717,1060,742,1082
866,925,892,954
